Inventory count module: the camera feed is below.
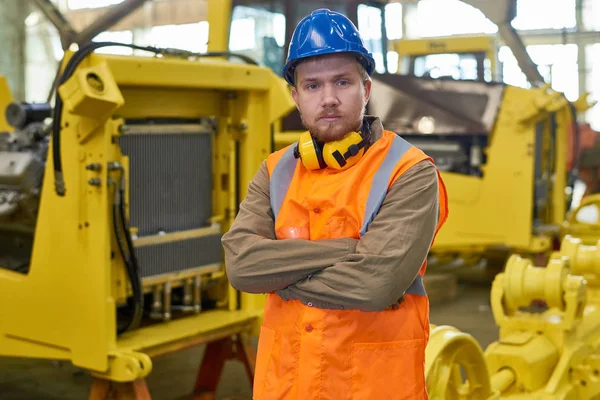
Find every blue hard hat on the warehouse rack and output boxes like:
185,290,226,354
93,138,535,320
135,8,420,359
282,8,376,86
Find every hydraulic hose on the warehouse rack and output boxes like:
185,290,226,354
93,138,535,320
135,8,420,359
110,170,143,334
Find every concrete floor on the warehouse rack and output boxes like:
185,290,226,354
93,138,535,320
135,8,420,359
0,282,498,400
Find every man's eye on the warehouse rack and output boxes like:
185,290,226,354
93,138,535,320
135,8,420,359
306,84,318,90
337,81,349,86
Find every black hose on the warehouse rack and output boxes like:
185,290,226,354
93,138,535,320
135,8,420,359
117,186,144,330
113,202,135,334
568,102,581,178
112,180,143,334
52,41,259,196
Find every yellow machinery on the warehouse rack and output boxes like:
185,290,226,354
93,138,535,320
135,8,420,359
562,194,600,245
379,33,597,267
0,75,13,132
0,7,294,398
426,232,600,399
373,80,573,258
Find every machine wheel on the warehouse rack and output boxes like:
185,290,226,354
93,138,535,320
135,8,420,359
426,325,492,400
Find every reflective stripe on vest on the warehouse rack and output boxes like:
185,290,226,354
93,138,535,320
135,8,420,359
269,145,297,221
360,135,412,236
269,135,426,297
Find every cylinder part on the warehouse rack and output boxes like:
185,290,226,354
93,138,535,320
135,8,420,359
5,102,52,129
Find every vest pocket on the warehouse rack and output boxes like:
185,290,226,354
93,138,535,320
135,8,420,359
253,325,277,399
351,338,426,400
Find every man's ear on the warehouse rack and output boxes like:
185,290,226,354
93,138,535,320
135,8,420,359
363,79,372,104
291,87,300,110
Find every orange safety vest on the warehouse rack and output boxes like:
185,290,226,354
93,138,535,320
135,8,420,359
257,130,449,400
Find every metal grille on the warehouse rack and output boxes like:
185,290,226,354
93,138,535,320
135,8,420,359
135,233,223,278
119,125,213,237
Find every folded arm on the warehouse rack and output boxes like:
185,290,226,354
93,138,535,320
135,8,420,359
276,160,440,312
222,161,357,294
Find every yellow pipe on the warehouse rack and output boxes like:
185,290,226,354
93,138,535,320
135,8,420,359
207,0,232,53
490,368,516,393
274,131,302,147
227,137,238,311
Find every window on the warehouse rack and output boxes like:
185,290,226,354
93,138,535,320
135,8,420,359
583,0,600,31
387,51,399,74
228,5,286,74
25,23,63,103
413,53,479,80
358,4,385,73
229,18,256,51
150,22,209,54
67,0,123,10
92,30,134,55
512,0,576,30
404,0,497,38
385,3,403,40
499,44,579,102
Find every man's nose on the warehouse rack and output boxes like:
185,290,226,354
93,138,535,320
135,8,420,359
321,84,340,108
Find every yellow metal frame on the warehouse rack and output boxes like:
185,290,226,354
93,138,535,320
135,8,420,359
0,51,294,382
391,35,497,78
0,75,14,132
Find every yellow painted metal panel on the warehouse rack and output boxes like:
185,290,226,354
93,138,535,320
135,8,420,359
0,75,13,132
0,49,295,381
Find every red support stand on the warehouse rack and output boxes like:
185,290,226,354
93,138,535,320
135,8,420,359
193,333,256,400
87,333,256,400
89,378,152,400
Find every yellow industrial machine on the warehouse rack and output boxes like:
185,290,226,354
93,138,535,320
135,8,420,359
375,33,599,266
0,12,294,399
426,231,600,399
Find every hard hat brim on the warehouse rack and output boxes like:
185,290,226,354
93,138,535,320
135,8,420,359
283,50,375,86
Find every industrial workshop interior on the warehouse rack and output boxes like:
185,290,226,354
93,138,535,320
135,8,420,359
1,0,600,399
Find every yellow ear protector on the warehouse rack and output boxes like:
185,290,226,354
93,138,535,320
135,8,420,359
293,124,370,171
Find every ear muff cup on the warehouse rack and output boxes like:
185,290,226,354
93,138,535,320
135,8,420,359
323,131,366,170
294,131,326,170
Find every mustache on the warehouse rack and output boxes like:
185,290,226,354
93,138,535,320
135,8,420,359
317,109,342,119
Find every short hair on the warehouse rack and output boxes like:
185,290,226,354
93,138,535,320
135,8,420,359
292,56,370,88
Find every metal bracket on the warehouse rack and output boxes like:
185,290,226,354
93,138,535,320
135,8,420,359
90,350,153,382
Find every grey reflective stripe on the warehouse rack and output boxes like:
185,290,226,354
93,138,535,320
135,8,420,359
405,275,426,296
360,135,412,236
270,146,297,220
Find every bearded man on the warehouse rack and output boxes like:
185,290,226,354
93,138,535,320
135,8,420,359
222,8,449,400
